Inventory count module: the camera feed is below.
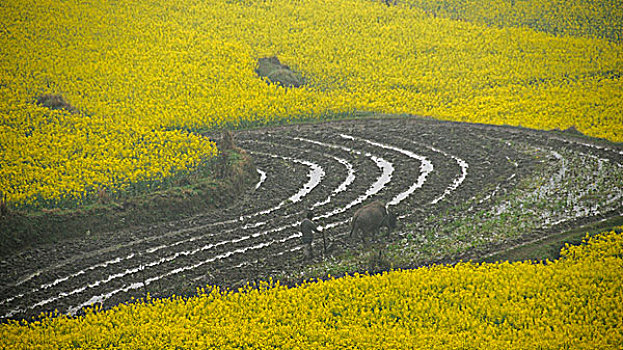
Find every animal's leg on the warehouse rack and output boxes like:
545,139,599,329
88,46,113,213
373,223,381,242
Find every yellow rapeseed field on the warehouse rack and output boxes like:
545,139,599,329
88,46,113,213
1,0,622,207
1,229,621,349
402,0,623,41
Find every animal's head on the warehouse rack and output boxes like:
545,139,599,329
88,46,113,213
384,211,398,232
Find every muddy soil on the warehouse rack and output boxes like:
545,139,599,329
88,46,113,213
1,117,621,321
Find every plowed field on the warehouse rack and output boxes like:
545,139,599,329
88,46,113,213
1,117,622,320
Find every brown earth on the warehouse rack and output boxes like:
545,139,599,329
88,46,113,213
1,116,621,321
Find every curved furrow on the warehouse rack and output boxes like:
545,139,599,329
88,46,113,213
4,156,303,277
3,118,622,321
293,136,393,220
269,134,452,248
1,149,329,317
3,134,374,317
115,131,449,292
255,168,267,190
215,138,460,281
343,125,491,212
359,133,471,220
286,125,527,246
338,134,434,208
3,135,360,311
248,150,325,205
4,154,303,291
246,139,358,211
52,135,401,316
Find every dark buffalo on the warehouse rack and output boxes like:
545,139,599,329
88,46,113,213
349,201,397,243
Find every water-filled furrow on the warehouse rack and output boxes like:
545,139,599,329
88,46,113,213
293,136,393,221
8,155,299,289
5,133,348,294
64,224,310,315
415,142,468,206
5,136,352,305
365,130,469,199
255,168,267,190
2,135,378,317
187,132,432,253
311,155,356,210
1,151,324,313
245,138,358,211
427,128,525,216
285,134,448,234
304,132,475,230
7,221,299,318
339,134,434,207
220,244,305,275
0,253,136,309
247,150,325,204
52,135,401,316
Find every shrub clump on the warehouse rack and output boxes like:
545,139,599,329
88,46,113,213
35,94,78,113
256,56,305,88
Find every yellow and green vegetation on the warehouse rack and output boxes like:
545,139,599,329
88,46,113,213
401,0,623,42
1,0,621,209
2,228,621,349
2,1,621,346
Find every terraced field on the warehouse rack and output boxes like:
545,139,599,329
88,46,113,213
1,117,622,321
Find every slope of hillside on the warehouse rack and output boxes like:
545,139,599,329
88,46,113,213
1,0,621,208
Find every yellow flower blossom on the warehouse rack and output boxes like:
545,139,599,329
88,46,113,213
1,229,622,349
0,0,621,207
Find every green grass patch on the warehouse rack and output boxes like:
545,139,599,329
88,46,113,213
482,215,623,263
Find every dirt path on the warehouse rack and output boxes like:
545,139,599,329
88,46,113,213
1,117,621,320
